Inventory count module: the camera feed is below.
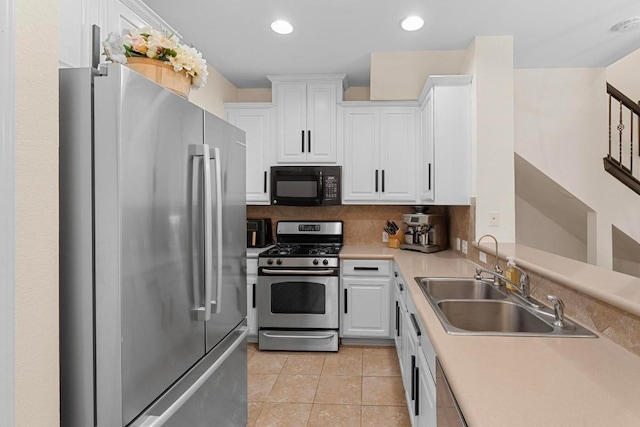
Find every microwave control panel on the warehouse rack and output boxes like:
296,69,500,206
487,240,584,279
324,176,339,200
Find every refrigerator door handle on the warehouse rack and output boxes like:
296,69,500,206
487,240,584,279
192,144,213,322
131,326,249,427
210,147,223,314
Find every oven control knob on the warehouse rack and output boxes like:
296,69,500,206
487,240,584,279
322,259,329,266
313,259,319,265
276,259,282,265
267,258,273,265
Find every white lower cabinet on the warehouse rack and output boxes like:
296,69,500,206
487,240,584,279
416,347,437,427
394,262,438,427
340,260,392,338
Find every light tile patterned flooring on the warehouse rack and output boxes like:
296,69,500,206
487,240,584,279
247,344,411,426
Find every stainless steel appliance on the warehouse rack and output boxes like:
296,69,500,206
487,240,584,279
270,166,341,206
436,358,468,426
59,64,248,427
247,218,273,248
257,221,343,351
400,213,448,253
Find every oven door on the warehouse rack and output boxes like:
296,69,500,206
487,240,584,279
271,167,324,206
257,273,339,329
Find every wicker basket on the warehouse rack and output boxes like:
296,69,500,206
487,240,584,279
126,57,191,99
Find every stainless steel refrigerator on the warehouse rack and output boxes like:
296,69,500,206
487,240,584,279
59,64,247,427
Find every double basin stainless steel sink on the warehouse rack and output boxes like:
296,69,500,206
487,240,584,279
416,277,597,337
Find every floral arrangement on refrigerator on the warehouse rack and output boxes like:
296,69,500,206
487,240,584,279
102,27,208,88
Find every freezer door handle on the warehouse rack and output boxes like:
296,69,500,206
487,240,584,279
210,147,223,314
131,326,249,427
191,144,213,321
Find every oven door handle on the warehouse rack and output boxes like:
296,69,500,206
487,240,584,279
260,269,336,275
263,332,335,340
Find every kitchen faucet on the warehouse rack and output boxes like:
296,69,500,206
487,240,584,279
474,266,538,308
476,234,502,275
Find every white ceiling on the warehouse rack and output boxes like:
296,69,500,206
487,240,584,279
142,0,640,88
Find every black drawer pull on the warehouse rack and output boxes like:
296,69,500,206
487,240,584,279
395,302,399,336
410,355,416,400
410,313,422,337
344,289,348,314
252,283,256,308
353,266,379,271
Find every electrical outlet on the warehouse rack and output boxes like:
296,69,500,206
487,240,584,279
461,240,468,255
479,251,487,264
382,231,389,243
489,211,500,227
455,237,461,251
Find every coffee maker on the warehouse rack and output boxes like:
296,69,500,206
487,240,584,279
399,211,448,254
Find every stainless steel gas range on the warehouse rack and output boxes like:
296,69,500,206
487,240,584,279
257,221,343,352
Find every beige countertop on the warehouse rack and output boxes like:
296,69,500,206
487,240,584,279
340,244,640,426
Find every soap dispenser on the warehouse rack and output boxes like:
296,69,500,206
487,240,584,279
505,256,520,292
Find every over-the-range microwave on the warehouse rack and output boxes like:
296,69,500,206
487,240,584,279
270,166,341,206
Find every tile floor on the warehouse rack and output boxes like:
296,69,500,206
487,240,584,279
247,344,411,426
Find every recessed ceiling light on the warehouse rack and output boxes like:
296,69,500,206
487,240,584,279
271,20,293,35
611,16,640,32
401,16,424,32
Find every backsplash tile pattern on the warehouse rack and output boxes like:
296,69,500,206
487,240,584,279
528,273,640,358
247,205,412,245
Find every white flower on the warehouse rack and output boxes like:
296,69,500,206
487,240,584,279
102,32,127,64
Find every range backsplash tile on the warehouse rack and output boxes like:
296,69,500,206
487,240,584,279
247,205,414,245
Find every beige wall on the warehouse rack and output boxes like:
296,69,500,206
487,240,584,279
188,64,238,118
606,47,640,103
234,85,370,103
15,0,60,424
370,50,466,100
470,37,515,242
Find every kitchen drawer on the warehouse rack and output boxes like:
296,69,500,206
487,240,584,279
342,260,391,277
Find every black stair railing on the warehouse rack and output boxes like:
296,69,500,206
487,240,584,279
604,83,640,196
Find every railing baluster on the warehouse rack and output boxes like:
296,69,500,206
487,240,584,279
609,94,612,157
619,101,623,163
631,109,634,174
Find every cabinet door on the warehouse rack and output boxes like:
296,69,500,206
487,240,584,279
402,308,418,423
226,106,272,204
342,108,380,202
275,83,307,163
306,84,337,162
379,108,418,202
416,350,437,427
432,83,471,205
420,90,435,203
341,276,391,338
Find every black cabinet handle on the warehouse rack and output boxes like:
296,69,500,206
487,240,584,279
301,130,305,152
263,171,267,193
410,355,416,400
344,289,348,314
354,266,378,271
375,170,379,192
395,301,399,336
410,313,422,337
397,282,404,292
414,366,420,416
428,163,432,190
394,271,398,277
382,170,385,192
252,283,256,308
308,130,311,153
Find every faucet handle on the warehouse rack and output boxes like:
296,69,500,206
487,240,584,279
474,268,483,280
547,295,565,328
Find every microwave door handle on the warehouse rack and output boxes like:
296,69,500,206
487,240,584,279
210,147,223,314
318,172,323,202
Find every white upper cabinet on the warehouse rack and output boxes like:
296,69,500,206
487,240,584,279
418,76,472,205
269,75,345,164
225,103,274,205
342,103,419,204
